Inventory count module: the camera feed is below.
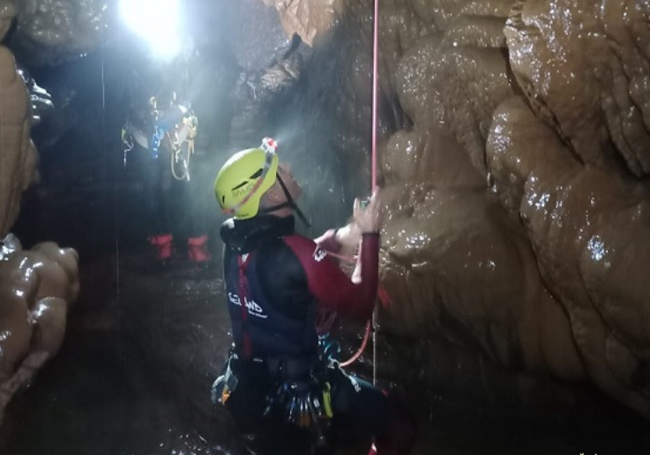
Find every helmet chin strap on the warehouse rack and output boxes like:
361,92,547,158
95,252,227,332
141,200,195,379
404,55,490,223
259,174,311,228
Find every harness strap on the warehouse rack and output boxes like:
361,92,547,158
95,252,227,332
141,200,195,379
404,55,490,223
237,253,254,359
264,355,323,382
258,174,311,228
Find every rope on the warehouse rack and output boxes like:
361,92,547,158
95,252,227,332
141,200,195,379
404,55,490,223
371,0,379,192
167,127,195,181
340,320,372,367
337,0,381,383
328,250,372,368
370,0,380,386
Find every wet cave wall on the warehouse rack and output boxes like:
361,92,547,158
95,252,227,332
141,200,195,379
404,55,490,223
0,0,81,429
0,0,650,447
266,0,650,422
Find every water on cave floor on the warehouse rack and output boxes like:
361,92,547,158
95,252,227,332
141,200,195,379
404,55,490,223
2,248,649,455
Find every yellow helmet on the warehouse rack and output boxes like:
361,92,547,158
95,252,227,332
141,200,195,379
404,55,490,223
214,139,279,219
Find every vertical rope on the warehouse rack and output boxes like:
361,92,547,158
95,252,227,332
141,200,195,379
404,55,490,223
371,0,379,192
371,0,380,387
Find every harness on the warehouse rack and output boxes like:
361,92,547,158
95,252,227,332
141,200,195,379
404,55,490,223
121,103,198,182
236,253,254,359
213,248,334,449
233,250,325,379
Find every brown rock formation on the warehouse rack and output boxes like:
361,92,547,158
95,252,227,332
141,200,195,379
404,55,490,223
0,241,79,425
0,5,79,426
0,43,36,237
264,0,650,417
10,0,106,66
262,0,344,46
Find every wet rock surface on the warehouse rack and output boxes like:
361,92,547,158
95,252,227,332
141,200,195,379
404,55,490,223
0,243,648,454
2,248,238,455
291,0,650,418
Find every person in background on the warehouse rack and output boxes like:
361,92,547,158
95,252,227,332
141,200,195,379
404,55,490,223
211,138,415,454
122,91,212,269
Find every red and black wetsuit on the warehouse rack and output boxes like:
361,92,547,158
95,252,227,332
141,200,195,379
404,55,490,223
219,214,389,441
221,214,378,360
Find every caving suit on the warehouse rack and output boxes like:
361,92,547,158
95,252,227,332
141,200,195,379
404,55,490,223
124,104,211,265
214,214,414,455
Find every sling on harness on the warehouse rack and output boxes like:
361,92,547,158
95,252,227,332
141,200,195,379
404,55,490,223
237,253,254,359
121,101,198,177
211,352,239,405
211,252,255,404
258,173,311,228
219,251,334,449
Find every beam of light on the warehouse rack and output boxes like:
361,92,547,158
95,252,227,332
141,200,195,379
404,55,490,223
119,0,182,60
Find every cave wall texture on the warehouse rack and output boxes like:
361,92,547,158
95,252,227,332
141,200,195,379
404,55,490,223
0,0,649,427
261,0,650,418
0,0,80,426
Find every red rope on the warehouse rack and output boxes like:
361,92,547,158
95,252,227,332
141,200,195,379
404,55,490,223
369,0,380,386
371,0,379,191
340,320,372,367
340,0,381,372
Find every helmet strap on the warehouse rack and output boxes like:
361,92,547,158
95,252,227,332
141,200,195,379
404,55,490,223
259,174,311,228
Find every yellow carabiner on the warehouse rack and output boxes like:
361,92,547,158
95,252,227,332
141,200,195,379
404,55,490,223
322,382,333,419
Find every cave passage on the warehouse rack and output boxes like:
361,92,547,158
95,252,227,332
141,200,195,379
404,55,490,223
2,0,650,454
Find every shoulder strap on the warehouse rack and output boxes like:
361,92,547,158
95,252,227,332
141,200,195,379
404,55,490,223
237,253,254,359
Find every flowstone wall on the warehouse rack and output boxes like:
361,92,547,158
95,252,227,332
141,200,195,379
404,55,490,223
264,0,650,418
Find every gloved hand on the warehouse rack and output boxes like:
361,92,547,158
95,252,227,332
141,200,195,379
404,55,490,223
353,188,383,234
334,222,361,251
